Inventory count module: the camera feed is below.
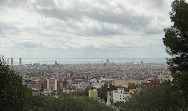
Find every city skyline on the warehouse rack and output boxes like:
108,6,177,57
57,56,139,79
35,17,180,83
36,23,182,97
7,57,166,65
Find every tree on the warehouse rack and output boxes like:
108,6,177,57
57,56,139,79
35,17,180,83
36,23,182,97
98,83,117,101
128,83,138,89
0,57,32,111
163,0,188,109
119,82,182,111
24,94,114,111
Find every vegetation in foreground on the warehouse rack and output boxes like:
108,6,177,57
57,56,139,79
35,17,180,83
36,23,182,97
116,81,183,111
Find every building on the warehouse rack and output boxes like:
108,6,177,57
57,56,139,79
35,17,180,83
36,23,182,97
11,58,13,66
67,77,83,84
128,79,143,84
89,89,98,98
43,78,60,93
91,83,103,89
89,77,98,83
160,76,171,82
141,77,160,88
19,58,22,65
141,60,144,65
114,79,128,88
55,61,58,66
28,79,42,95
111,88,129,103
106,59,109,64
99,77,113,84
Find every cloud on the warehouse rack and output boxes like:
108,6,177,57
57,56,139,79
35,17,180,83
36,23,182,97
34,0,151,32
0,0,172,59
22,41,40,48
0,23,19,37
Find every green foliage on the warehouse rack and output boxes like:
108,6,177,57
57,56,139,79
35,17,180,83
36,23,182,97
0,57,33,111
119,82,182,111
163,0,188,86
26,95,114,111
29,90,114,111
71,90,85,97
163,0,188,109
98,83,117,101
124,84,137,92
128,84,138,89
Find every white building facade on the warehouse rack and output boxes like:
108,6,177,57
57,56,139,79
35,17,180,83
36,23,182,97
112,88,128,103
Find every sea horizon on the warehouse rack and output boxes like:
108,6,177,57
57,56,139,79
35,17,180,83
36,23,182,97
9,57,168,65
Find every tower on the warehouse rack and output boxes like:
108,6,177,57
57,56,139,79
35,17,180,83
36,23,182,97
106,59,109,64
141,60,144,65
106,83,111,106
55,61,58,66
11,58,13,66
19,58,22,65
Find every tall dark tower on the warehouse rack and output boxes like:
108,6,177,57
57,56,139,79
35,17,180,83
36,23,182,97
19,58,22,65
106,59,109,64
55,61,58,66
141,60,144,65
11,58,13,66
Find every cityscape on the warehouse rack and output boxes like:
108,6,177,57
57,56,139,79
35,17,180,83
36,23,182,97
0,0,187,111
9,57,172,104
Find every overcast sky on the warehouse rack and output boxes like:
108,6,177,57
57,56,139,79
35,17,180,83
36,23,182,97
0,0,174,59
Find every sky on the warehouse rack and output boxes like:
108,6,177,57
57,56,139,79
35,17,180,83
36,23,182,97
0,0,174,60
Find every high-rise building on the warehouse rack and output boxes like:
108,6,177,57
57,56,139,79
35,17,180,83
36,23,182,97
141,60,144,65
19,58,22,65
55,61,57,66
106,59,109,64
11,58,13,66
